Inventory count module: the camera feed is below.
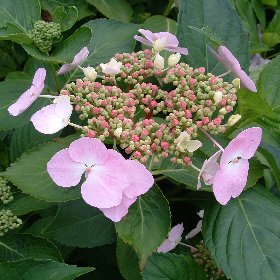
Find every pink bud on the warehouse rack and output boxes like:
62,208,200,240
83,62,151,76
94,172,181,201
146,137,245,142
161,142,170,150
87,130,95,138
202,117,209,124
134,151,142,158
213,117,222,125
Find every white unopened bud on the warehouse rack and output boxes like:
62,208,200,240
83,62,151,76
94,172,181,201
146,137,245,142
232,78,240,89
82,67,97,82
227,114,241,126
154,53,164,70
168,53,181,67
114,127,122,138
214,91,223,104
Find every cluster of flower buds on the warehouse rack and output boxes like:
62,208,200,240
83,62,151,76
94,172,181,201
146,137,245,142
29,20,61,53
62,48,238,165
0,177,13,204
0,210,22,236
191,241,224,280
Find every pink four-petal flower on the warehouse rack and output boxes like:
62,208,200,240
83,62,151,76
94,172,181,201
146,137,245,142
198,127,262,205
47,138,154,222
8,68,46,116
210,46,257,92
134,29,188,55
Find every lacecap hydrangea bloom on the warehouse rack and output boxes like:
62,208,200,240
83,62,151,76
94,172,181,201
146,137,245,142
47,137,154,222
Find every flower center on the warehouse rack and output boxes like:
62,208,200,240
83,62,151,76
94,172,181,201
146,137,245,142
153,38,166,52
232,157,239,164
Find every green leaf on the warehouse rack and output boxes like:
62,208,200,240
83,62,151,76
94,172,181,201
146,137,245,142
23,26,92,64
142,253,207,280
177,0,249,74
0,234,62,262
262,32,280,47
258,55,280,112
203,186,280,280
53,6,78,32
4,194,55,215
236,89,274,126
0,0,40,31
44,199,115,248
251,0,266,29
260,0,277,6
0,72,49,130
41,0,94,20
10,122,60,162
86,0,133,23
0,259,94,280
143,15,176,34
2,138,81,202
26,216,56,237
116,238,141,280
116,186,171,269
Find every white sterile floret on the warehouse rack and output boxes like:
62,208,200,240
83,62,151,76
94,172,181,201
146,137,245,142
168,53,181,67
154,53,165,70
114,127,123,138
82,67,97,82
227,114,241,126
213,91,223,104
100,58,122,75
174,131,202,153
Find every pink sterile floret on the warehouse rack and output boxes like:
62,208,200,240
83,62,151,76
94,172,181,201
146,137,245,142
210,46,257,92
47,137,154,222
213,127,262,205
133,29,188,55
57,47,89,75
31,95,73,134
8,68,46,116
157,223,184,253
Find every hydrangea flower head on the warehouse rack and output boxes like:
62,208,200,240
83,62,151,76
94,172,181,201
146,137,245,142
31,95,72,134
8,68,46,116
157,223,184,253
211,127,262,205
100,58,122,75
47,138,154,222
134,29,188,55
57,47,89,75
210,46,257,92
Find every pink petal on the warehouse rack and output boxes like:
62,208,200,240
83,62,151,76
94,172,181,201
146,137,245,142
72,47,89,66
99,194,137,222
155,32,179,47
168,223,184,242
157,239,177,253
54,96,73,119
32,68,46,88
138,29,156,42
213,159,249,205
220,127,262,168
69,138,109,167
31,103,69,134
81,151,130,208
133,35,152,46
197,151,222,189
186,220,202,239
234,69,257,92
123,160,154,199
57,64,75,75
8,68,46,116
47,148,86,187
166,46,188,55
218,46,241,72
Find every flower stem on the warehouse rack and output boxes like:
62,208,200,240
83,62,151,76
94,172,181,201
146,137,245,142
155,175,167,181
200,128,224,152
68,122,84,130
179,242,197,251
163,0,174,17
39,95,57,99
190,163,201,172
216,70,231,78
